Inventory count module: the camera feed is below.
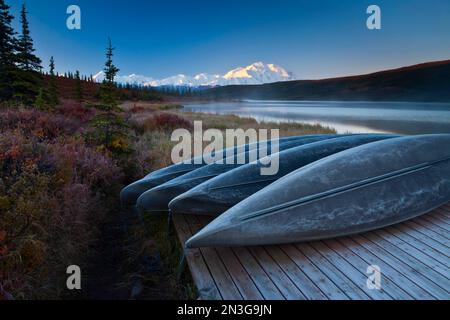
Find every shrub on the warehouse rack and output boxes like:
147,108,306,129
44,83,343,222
85,112,132,156
158,104,184,111
0,119,123,299
56,101,95,122
140,113,193,132
0,109,82,141
47,139,122,192
131,130,175,177
129,105,148,113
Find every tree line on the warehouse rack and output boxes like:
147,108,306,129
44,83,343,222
0,1,43,106
0,0,200,111
0,0,124,109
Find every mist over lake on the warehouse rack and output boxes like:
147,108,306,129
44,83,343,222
184,101,450,134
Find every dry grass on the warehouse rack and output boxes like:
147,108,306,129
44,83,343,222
124,101,336,173
182,111,337,136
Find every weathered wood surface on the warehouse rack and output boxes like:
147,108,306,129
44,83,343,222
173,205,450,300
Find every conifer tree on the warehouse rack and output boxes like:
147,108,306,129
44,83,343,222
101,38,119,108
0,0,17,101
74,70,83,102
48,56,59,106
16,3,41,71
14,3,41,105
33,87,49,110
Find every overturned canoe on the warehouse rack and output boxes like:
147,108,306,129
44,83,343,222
170,134,399,215
136,135,343,212
186,134,450,248
120,134,327,205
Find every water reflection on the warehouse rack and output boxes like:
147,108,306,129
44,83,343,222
184,101,450,134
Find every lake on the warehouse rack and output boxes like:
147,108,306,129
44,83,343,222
183,101,450,134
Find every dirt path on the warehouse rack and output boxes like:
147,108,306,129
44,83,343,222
82,209,129,300
82,207,183,300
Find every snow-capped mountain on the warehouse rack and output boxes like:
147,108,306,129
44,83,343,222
93,62,296,87
221,62,294,85
93,71,155,86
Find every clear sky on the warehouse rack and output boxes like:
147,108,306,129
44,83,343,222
8,0,450,79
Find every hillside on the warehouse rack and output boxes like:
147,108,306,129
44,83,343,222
41,75,164,102
204,60,450,102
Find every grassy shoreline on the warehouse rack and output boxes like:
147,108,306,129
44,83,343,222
123,101,336,171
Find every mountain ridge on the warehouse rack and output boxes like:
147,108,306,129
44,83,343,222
93,62,296,87
203,59,450,102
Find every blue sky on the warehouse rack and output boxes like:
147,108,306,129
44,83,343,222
8,0,450,79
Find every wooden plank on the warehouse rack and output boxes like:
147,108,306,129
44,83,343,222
281,244,348,300
233,247,285,300
440,204,450,215
434,207,450,218
363,232,450,292
384,226,450,266
200,247,243,300
216,247,264,300
172,214,222,300
324,239,412,300
392,224,450,257
374,229,450,279
415,216,450,238
249,247,306,300
421,215,450,232
187,216,243,300
339,237,435,300
311,241,392,300
434,208,450,223
174,204,450,301
265,246,328,300
195,217,263,300
404,220,450,248
296,243,370,300
352,234,449,300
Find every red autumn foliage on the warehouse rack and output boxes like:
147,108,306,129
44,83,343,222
142,113,193,132
129,105,148,113
56,100,95,122
0,109,123,299
0,109,82,140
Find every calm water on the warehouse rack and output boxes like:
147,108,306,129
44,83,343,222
184,101,450,134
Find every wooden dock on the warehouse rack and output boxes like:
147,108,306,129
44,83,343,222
173,204,450,300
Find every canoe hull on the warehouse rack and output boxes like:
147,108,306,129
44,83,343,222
170,134,398,215
186,135,450,248
120,134,329,205
136,135,343,212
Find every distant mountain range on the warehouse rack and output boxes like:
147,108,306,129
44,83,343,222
93,62,296,87
203,60,450,102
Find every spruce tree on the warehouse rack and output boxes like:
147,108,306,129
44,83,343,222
33,87,49,110
48,56,59,106
14,3,41,105
101,38,119,108
74,70,83,102
104,38,119,83
0,0,17,101
16,3,41,71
